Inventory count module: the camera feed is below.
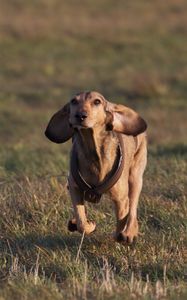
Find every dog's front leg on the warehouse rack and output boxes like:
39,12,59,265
112,189,139,244
110,182,135,244
68,178,96,235
112,194,130,241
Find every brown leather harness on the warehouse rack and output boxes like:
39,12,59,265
70,133,125,203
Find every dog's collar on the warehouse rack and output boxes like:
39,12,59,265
70,133,125,203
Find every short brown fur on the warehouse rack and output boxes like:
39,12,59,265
45,91,147,244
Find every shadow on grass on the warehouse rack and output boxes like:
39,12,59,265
0,233,107,282
1,233,103,255
0,234,185,283
1,234,81,252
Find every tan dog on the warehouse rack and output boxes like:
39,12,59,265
45,91,147,244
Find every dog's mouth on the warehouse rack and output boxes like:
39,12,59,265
70,121,91,129
73,124,91,129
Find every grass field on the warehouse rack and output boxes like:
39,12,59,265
0,0,186,299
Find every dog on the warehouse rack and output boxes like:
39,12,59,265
45,91,147,244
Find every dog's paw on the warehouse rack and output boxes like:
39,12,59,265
114,232,137,244
68,218,78,232
79,221,96,235
114,219,138,245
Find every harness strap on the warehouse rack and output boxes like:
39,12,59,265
70,133,125,202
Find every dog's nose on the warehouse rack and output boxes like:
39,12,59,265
75,112,88,121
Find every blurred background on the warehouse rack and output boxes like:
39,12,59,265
0,0,186,156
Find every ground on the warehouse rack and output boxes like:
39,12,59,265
0,0,186,299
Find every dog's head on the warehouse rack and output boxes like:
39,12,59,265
45,91,147,143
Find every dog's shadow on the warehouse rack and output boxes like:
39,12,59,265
0,233,107,282
2,232,103,255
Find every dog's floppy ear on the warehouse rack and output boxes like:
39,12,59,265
45,103,74,143
106,102,147,136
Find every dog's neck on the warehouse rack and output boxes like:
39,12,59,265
73,127,118,184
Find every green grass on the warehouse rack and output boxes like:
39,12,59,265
0,0,186,299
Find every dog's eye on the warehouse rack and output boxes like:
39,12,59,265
71,98,78,105
94,99,101,105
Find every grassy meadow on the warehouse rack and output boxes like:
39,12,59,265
0,0,187,299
